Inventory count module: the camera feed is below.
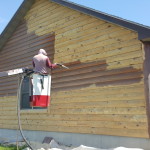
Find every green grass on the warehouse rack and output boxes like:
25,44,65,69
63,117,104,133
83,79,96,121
0,144,27,150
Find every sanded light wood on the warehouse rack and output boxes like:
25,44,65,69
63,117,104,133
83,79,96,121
0,124,148,138
0,0,148,139
19,114,148,123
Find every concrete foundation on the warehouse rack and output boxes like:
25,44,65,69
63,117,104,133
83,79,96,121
0,129,150,150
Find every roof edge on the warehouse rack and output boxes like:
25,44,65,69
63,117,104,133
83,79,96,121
51,0,150,42
0,0,150,52
0,0,35,50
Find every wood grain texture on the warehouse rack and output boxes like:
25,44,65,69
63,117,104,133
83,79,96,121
0,0,148,138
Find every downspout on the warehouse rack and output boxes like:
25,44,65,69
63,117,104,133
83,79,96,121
143,42,150,138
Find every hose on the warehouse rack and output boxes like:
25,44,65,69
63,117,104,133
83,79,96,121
17,74,34,150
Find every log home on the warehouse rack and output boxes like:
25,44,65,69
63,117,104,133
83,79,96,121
0,0,150,149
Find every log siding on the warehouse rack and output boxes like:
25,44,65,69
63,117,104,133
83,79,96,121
0,0,149,138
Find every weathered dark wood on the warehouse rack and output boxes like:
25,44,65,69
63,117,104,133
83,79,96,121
51,59,142,91
0,0,148,139
0,20,55,96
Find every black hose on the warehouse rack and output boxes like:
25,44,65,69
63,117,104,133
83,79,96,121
17,74,34,150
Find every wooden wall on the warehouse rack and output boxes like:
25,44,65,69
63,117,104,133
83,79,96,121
0,0,149,138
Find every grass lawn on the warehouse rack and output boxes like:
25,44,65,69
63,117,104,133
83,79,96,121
0,145,26,150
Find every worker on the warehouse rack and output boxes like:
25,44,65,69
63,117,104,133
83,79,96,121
32,48,57,74
30,49,57,107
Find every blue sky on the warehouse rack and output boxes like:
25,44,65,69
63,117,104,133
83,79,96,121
0,0,150,34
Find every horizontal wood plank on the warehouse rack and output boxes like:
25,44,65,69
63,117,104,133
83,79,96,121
0,0,147,139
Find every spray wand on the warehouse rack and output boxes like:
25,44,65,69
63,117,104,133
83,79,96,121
55,63,69,69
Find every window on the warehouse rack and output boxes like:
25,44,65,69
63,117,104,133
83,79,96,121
21,76,30,109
